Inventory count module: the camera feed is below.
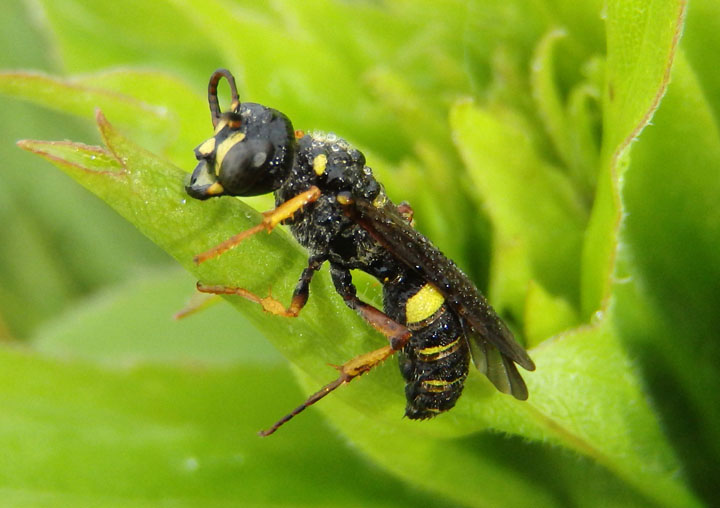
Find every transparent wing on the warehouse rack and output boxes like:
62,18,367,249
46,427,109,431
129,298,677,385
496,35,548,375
465,323,529,400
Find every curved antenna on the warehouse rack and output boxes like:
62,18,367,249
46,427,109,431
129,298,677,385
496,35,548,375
208,69,240,128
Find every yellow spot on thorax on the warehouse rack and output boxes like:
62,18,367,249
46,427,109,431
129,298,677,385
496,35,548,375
372,192,387,208
214,131,246,173
405,283,445,324
313,154,327,175
336,192,352,205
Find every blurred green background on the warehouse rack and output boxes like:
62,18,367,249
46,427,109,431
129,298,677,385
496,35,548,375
0,0,719,506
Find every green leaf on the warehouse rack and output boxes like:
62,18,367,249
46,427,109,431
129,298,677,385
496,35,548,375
36,0,219,76
614,51,720,505
0,97,170,338
0,347,445,507
10,125,453,507
682,0,720,120
530,28,602,197
531,28,573,169
581,0,687,317
0,72,168,144
0,70,207,164
450,100,587,316
523,280,579,348
33,267,280,367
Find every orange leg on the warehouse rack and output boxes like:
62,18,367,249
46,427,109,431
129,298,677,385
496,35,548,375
258,344,396,437
259,265,411,436
196,255,325,318
193,186,321,264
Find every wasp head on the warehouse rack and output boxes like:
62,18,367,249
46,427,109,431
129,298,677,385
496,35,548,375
186,70,295,200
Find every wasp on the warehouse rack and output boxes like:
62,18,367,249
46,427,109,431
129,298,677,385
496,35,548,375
186,69,535,436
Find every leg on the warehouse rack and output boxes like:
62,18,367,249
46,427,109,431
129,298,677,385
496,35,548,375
197,255,325,317
193,185,321,264
329,265,410,350
259,265,411,436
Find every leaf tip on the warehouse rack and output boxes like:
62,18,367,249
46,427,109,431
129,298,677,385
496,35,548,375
95,107,108,128
16,138,44,155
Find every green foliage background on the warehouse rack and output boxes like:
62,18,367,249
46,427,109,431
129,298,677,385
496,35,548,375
0,0,718,506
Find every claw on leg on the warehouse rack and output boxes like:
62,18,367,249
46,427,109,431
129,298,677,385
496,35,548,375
196,282,303,317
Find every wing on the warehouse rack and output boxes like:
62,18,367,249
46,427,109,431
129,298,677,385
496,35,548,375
347,196,535,373
465,323,529,400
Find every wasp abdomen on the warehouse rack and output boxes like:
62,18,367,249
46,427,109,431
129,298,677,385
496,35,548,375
389,280,471,419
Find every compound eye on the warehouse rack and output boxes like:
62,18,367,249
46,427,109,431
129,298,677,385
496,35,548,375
218,138,275,196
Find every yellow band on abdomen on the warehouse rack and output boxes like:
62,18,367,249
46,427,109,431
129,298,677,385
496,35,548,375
417,337,460,358
405,283,445,324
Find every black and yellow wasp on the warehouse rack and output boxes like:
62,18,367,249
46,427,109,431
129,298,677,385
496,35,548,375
186,69,535,436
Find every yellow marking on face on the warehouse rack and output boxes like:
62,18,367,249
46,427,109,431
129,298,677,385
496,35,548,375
197,137,216,157
313,154,327,175
418,337,460,357
214,118,228,134
405,283,445,324
214,131,246,173
206,182,225,195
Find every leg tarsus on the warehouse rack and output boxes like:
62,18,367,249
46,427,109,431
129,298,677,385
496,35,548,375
259,344,395,437
259,376,346,437
195,255,325,318
196,281,294,315
196,282,300,317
